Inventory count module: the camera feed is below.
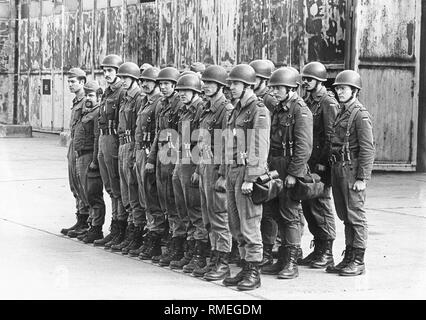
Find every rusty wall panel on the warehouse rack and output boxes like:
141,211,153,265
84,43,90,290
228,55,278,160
52,73,64,130
81,10,93,70
19,19,29,72
304,0,346,63
138,2,158,66
29,18,41,71
17,75,29,124
217,0,239,67
176,0,198,68
0,19,12,73
63,11,78,70
0,74,11,124
124,4,139,63
94,8,107,69
41,15,54,70
198,0,217,64
359,67,415,162
29,75,42,128
52,14,62,70
107,6,123,58
158,0,177,66
238,0,266,63
358,0,416,61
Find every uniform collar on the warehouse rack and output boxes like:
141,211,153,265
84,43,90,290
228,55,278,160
109,79,123,92
126,85,140,98
185,97,202,113
255,86,268,99
340,98,358,114
310,86,327,102
73,90,85,104
278,92,298,112
207,94,226,113
238,94,257,111
147,92,162,104
83,105,100,116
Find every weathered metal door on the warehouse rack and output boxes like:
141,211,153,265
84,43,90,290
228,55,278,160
353,0,421,171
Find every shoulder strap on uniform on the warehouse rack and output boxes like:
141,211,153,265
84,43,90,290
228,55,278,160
344,105,361,144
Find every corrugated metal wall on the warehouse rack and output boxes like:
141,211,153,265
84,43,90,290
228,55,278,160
8,0,347,132
354,0,421,170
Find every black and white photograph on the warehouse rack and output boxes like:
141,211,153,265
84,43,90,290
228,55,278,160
0,0,425,307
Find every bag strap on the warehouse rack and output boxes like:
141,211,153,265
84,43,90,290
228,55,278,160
344,106,361,145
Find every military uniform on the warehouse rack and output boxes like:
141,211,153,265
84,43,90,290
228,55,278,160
68,92,90,222
97,79,126,222
268,93,312,255
134,92,165,236
330,98,374,250
302,87,338,248
221,94,270,264
73,104,105,229
117,85,145,227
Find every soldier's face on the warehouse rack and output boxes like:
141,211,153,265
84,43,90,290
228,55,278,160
254,77,263,90
141,79,156,94
203,81,219,97
67,77,84,93
85,92,98,106
335,85,353,103
178,89,195,104
159,81,175,97
302,77,317,91
230,81,245,99
271,85,290,102
103,67,117,84
122,76,134,89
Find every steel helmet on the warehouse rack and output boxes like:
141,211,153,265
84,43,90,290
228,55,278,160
117,62,140,80
202,65,228,86
227,64,257,85
157,67,180,83
301,62,327,82
140,67,160,82
180,70,197,77
190,62,206,74
333,70,362,90
68,67,86,78
249,60,272,79
100,54,123,70
83,80,101,93
268,67,300,88
175,74,202,93
140,63,153,72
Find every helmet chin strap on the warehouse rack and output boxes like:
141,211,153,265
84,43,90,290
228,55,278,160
238,84,248,100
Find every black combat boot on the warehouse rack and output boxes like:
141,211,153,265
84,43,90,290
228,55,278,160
229,240,241,266
298,240,319,266
138,232,162,260
203,251,230,281
192,250,218,278
326,245,353,274
339,248,366,276
105,220,127,250
223,259,248,287
170,239,195,270
259,244,274,268
152,233,172,264
67,214,89,238
237,262,261,291
183,240,207,273
122,223,145,255
60,213,80,235
82,225,103,244
277,246,299,279
159,236,185,267
94,220,118,247
310,240,334,269
111,222,135,252
77,225,90,241
261,246,286,275
129,229,150,257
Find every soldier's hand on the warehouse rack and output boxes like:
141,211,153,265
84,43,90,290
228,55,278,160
214,176,226,193
241,181,253,195
191,172,199,185
315,164,326,172
284,175,297,189
145,163,155,173
89,162,98,171
353,180,366,192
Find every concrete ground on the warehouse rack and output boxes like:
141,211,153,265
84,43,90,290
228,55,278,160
1,132,425,300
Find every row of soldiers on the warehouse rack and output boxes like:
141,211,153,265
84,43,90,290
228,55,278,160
60,54,375,291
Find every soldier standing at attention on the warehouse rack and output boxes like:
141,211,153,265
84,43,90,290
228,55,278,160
261,67,313,280
298,62,338,269
326,70,375,276
220,64,270,291
110,62,146,254
93,54,126,248
73,80,106,244
61,68,90,238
